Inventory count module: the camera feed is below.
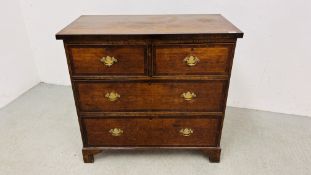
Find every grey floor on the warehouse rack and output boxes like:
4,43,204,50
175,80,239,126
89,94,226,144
0,83,310,175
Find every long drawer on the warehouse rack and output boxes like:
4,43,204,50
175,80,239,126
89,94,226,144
76,81,227,112
83,118,220,146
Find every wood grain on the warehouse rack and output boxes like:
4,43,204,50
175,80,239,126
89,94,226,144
76,81,226,112
69,45,146,75
154,44,233,75
83,118,219,146
56,14,243,38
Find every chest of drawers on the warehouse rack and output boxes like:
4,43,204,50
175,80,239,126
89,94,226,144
56,14,243,163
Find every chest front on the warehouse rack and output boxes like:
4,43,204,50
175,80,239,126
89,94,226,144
56,14,243,163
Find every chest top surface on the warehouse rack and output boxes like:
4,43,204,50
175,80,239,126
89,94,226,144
56,14,243,39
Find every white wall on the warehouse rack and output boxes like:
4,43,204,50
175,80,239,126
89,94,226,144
0,0,39,108
19,0,311,116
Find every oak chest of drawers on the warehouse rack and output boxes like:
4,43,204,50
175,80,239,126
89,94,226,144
56,14,243,163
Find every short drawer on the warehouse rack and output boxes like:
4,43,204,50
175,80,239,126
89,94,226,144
68,45,146,75
83,118,220,146
154,44,234,75
76,81,226,112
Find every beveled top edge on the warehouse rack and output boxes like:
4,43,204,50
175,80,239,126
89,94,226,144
56,14,243,39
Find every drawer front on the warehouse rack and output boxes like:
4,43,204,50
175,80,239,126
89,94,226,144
83,118,220,146
154,44,233,75
68,45,146,75
76,81,226,112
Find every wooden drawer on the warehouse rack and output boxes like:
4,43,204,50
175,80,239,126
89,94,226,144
83,118,220,146
76,81,226,112
68,45,146,75
154,44,233,75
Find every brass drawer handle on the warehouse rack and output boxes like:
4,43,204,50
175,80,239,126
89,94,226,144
179,128,193,136
100,56,118,67
109,128,123,136
184,55,200,66
181,91,196,101
105,92,120,101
